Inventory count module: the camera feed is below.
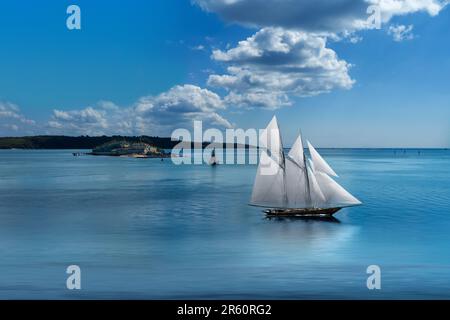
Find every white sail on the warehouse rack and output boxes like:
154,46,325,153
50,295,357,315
285,133,311,208
307,141,338,177
259,116,284,167
287,134,304,168
250,149,286,208
308,158,315,172
306,163,326,207
314,171,361,207
250,118,360,210
251,117,287,207
285,158,309,208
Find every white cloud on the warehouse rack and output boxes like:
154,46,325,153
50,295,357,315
208,28,354,109
196,1,448,108
223,90,291,110
3,1,447,135
49,106,109,135
191,44,206,51
135,84,232,134
195,0,448,34
96,100,121,111
349,34,364,43
0,102,36,135
5,124,19,131
47,99,138,136
44,85,232,136
378,0,445,21
388,24,415,41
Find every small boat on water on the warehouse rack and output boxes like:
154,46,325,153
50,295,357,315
250,116,361,217
209,148,218,166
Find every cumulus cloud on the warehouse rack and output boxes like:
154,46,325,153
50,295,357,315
48,100,136,136
44,85,232,136
196,0,368,33
48,106,111,135
378,0,445,21
195,1,448,108
3,1,448,136
2,85,232,136
208,27,354,109
388,24,415,41
135,84,232,134
195,0,448,34
0,102,36,135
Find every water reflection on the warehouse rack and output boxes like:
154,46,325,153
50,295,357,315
2,149,450,298
255,215,359,256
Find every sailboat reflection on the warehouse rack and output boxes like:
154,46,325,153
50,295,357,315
255,212,358,253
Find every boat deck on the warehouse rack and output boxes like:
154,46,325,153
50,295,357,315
264,207,341,218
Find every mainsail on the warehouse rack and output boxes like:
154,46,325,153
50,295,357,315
250,118,361,209
285,133,310,208
250,116,287,208
251,150,287,208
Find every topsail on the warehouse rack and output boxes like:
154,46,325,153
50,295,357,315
250,117,361,211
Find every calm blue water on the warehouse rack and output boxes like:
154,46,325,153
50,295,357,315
0,149,450,299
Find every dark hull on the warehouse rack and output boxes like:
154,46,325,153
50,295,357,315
264,207,341,218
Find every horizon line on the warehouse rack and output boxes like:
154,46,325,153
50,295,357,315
0,135,448,149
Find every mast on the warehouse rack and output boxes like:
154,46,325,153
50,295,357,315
279,128,288,207
268,116,288,207
300,131,312,208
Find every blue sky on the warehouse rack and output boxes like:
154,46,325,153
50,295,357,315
0,0,449,147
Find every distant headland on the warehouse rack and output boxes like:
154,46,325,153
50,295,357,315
0,135,250,150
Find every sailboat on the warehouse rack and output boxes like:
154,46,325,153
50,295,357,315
209,148,218,166
250,116,361,217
